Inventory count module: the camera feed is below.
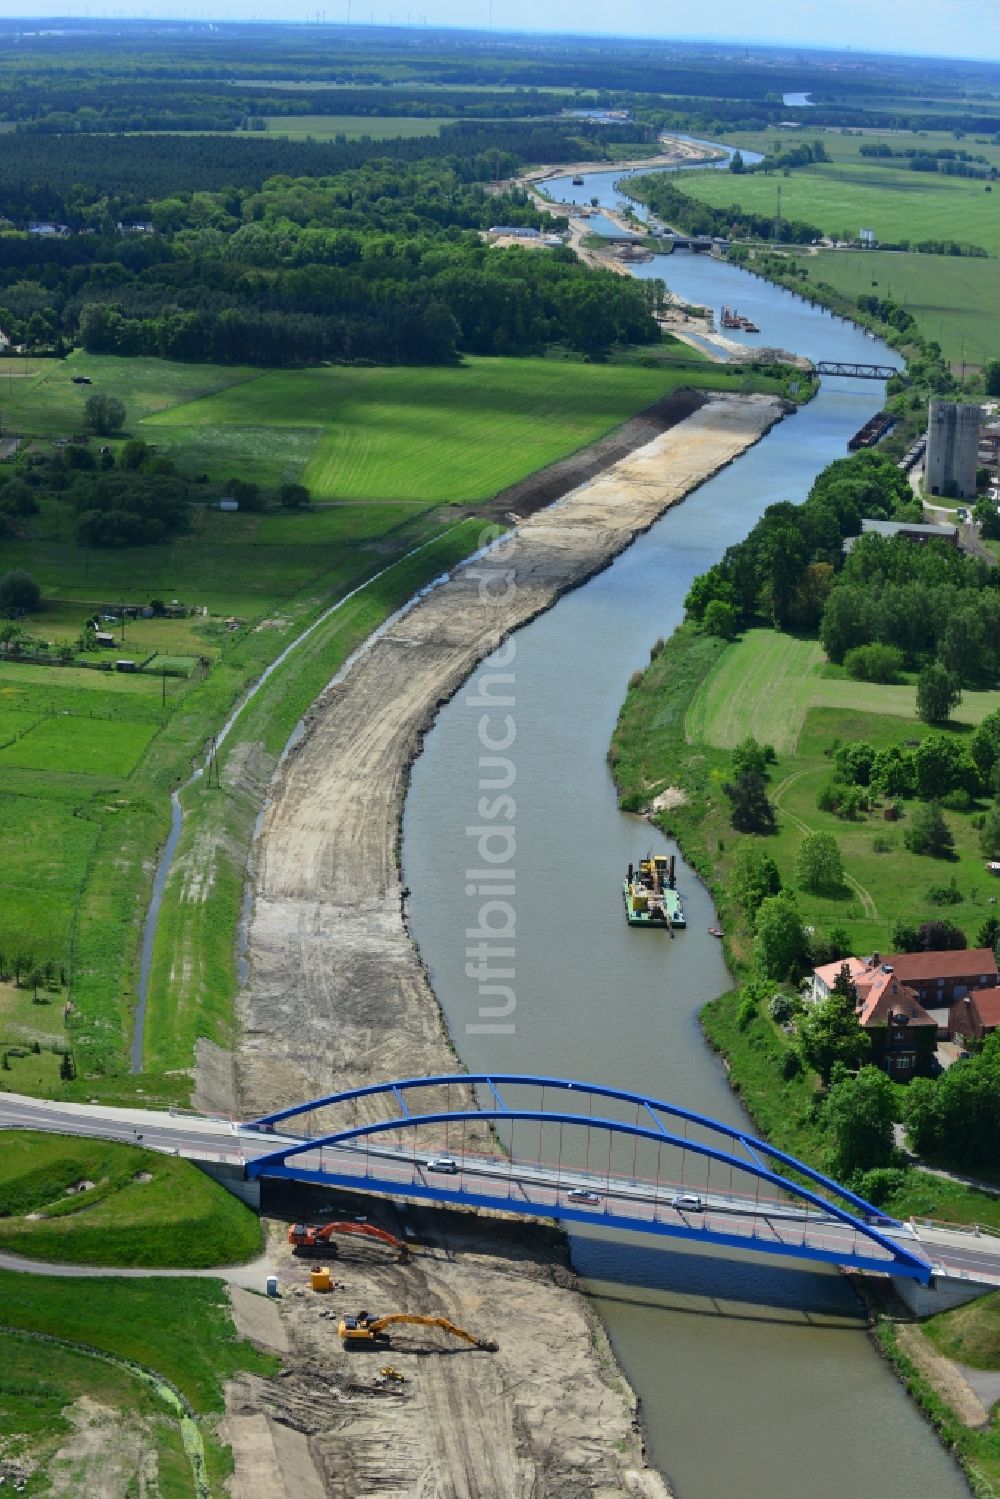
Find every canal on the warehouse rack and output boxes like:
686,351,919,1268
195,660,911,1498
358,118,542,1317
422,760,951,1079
402,168,967,1498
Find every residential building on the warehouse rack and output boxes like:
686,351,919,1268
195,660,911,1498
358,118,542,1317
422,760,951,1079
27,221,69,237
855,969,938,1079
879,948,998,1006
949,987,1000,1044
809,957,938,1078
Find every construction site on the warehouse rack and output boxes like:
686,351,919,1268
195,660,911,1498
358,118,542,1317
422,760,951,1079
222,1186,669,1499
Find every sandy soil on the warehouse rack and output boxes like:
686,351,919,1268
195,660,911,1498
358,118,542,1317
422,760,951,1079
212,391,784,1499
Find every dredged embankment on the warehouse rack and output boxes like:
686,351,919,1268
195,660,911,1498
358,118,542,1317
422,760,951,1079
219,392,785,1498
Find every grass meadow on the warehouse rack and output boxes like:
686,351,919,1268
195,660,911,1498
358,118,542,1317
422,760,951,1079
0,1130,261,1266
678,156,1000,255
261,112,451,138
4,348,729,1089
789,249,1000,368
146,358,698,502
685,628,1000,754
615,623,1000,963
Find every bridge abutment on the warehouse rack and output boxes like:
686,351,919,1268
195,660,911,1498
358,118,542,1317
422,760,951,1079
891,1274,990,1316
194,1158,261,1211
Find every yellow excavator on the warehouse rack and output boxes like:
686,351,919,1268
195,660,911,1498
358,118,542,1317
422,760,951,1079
338,1310,498,1353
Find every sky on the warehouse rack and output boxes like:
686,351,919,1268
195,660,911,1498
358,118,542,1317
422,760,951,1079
5,0,1000,63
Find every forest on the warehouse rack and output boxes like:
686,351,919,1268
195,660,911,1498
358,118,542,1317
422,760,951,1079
0,149,662,365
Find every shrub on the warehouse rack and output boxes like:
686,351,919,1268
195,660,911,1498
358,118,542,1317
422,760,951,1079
0,570,41,615
844,643,904,683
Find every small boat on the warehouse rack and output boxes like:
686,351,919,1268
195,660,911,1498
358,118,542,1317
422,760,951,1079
623,854,686,933
572,175,585,186
708,927,724,939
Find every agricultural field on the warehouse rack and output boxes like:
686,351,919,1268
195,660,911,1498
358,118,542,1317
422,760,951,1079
678,156,1000,255
146,357,714,503
4,349,730,1088
685,628,1000,754
261,112,453,138
723,127,1000,172
787,248,1000,367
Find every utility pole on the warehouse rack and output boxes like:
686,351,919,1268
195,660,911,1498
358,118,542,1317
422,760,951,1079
775,184,781,246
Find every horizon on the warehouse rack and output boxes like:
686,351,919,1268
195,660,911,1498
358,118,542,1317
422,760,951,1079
3,7,1000,67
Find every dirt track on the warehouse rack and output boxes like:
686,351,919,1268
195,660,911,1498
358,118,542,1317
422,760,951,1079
222,392,785,1498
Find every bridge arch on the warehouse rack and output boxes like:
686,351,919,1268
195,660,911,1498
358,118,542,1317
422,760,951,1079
244,1075,931,1281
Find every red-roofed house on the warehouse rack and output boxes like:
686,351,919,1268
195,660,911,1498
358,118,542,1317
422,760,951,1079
878,949,997,1006
809,958,939,1079
949,987,1000,1044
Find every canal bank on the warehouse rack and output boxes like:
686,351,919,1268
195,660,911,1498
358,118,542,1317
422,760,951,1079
402,242,970,1495
227,392,783,1496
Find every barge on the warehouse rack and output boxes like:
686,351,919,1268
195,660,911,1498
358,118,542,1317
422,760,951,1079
721,306,760,333
623,853,686,932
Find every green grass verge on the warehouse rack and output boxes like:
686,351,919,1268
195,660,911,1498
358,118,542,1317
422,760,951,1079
0,1132,262,1267
142,516,488,1073
926,1289,1000,1370
0,1271,278,1412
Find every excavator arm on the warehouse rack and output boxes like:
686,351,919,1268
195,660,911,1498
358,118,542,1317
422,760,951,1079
339,1311,498,1352
369,1314,496,1349
288,1222,409,1260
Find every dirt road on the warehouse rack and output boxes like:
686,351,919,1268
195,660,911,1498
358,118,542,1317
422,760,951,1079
222,392,785,1498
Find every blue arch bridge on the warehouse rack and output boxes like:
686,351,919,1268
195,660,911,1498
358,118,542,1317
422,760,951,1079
240,1074,934,1283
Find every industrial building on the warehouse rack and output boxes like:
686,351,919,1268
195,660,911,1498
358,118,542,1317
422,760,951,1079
925,400,981,499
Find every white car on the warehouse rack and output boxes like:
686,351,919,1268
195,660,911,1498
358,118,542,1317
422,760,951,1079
427,1156,459,1175
567,1188,601,1206
670,1193,705,1213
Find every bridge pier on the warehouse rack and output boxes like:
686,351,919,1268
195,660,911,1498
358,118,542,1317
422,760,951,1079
194,1158,261,1211
891,1274,990,1316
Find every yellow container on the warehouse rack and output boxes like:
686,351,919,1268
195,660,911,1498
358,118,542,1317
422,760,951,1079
310,1266,332,1293
633,894,648,912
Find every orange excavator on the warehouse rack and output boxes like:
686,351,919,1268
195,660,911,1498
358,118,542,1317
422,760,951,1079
338,1311,498,1353
288,1222,409,1263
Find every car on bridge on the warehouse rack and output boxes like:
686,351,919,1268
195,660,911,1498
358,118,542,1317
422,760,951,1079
567,1188,601,1206
670,1193,705,1213
427,1155,459,1174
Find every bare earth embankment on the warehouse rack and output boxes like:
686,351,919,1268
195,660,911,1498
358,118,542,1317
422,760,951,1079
217,393,785,1498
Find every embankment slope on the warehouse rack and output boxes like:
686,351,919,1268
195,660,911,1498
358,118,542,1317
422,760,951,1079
224,392,785,1497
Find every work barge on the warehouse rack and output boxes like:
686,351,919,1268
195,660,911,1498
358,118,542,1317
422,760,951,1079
623,853,686,932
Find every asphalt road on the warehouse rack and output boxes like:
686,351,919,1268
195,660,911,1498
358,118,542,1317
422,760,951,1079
3,1091,998,1285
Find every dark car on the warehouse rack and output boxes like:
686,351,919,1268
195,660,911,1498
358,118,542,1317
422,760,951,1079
72,375,92,385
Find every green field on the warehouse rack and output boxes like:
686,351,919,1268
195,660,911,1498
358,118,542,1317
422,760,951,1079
4,349,736,1088
0,1271,278,1411
686,629,1000,755
724,127,1000,173
145,358,704,503
0,1131,261,1266
679,157,1000,255
786,248,1000,367
262,112,451,138
0,716,157,776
